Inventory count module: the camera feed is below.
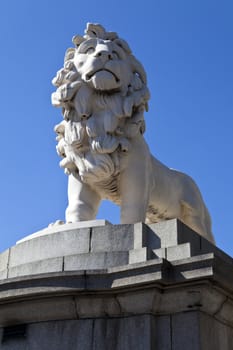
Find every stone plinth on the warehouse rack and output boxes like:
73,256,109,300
0,219,232,349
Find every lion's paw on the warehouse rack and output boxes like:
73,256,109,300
48,220,65,227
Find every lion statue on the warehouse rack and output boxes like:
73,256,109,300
52,23,215,243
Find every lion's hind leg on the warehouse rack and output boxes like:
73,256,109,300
180,200,215,243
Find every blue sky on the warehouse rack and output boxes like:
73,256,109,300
0,0,232,256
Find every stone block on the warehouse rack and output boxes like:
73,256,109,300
171,311,201,350
0,250,10,279
27,319,94,350
153,248,166,259
0,315,172,350
200,312,233,350
158,289,203,314
216,299,233,327
75,296,121,317
0,297,77,326
8,257,63,278
149,219,180,247
9,228,90,267
153,316,171,350
171,253,214,281
166,243,191,261
93,315,154,350
0,270,7,280
64,251,129,271
0,272,86,302
0,338,27,350
145,225,164,250
85,259,165,290
149,219,202,255
133,222,148,249
117,289,161,314
200,287,226,315
91,224,135,252
129,247,154,264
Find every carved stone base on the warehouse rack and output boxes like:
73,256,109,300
0,220,232,349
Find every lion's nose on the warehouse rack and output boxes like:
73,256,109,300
95,50,112,60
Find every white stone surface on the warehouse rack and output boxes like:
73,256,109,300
52,23,214,243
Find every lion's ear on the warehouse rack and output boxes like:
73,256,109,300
130,55,147,85
114,38,131,54
85,23,106,39
131,74,143,91
105,32,118,40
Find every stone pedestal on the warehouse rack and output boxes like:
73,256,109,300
0,219,232,349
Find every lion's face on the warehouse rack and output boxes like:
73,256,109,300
73,38,133,92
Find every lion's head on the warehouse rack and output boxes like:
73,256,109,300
72,36,147,94
52,23,149,107
52,23,150,183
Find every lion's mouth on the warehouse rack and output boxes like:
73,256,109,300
86,69,120,83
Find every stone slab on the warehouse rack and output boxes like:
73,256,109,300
171,253,215,281
0,270,7,280
116,289,161,314
91,224,135,252
129,247,154,264
200,287,226,315
153,248,166,259
0,312,232,350
133,222,149,249
75,296,121,317
158,288,202,314
0,296,77,326
8,257,64,278
148,219,201,252
0,250,9,272
200,312,233,350
166,242,191,261
64,251,129,271
17,220,111,244
153,316,171,350
9,228,90,267
0,273,86,301
216,299,233,327
172,311,201,350
91,315,154,350
0,315,160,350
0,250,9,280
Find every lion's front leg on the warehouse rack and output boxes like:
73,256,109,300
120,167,150,224
66,173,101,223
119,139,151,224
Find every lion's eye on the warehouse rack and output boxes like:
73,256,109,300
112,51,119,59
85,47,95,54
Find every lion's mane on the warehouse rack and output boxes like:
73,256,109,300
52,23,150,184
